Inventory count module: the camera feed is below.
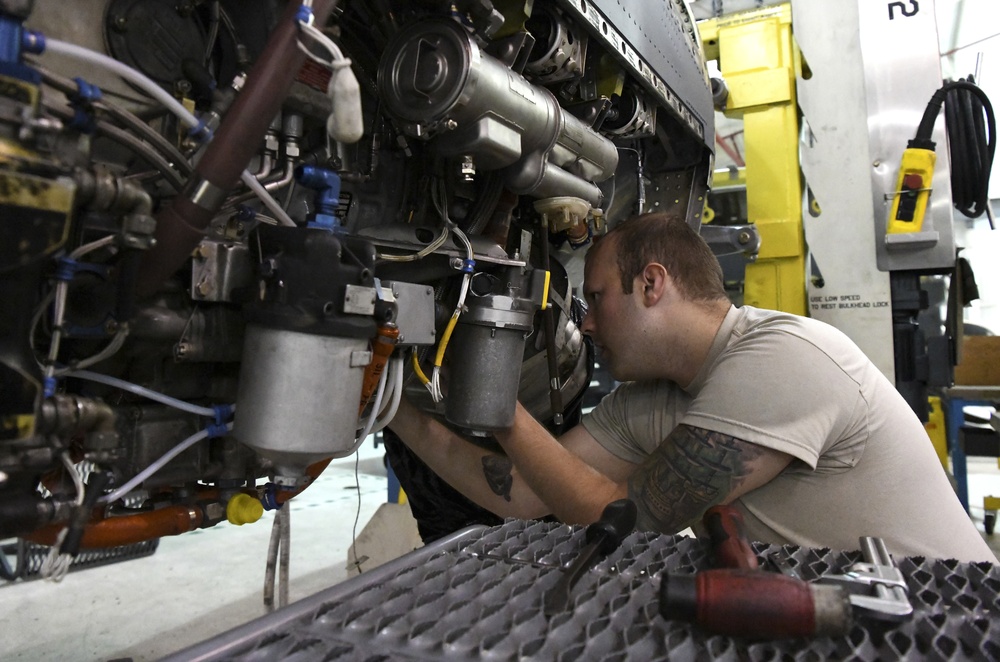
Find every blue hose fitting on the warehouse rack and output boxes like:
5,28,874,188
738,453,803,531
295,165,342,232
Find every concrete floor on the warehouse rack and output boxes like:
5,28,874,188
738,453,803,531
1,443,999,661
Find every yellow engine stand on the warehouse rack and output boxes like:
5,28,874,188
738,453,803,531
700,4,807,315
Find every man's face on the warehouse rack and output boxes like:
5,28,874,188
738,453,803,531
580,239,642,380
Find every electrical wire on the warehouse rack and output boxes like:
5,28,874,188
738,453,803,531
356,356,391,443
428,224,474,402
53,325,130,376
371,357,404,433
98,423,233,504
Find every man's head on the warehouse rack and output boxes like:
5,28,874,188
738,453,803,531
597,212,727,303
580,213,729,382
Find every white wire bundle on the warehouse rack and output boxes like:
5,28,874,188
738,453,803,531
39,453,85,582
371,357,404,433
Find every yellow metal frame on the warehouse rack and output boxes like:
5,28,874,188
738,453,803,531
700,4,806,315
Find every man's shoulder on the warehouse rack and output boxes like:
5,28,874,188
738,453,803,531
733,306,846,343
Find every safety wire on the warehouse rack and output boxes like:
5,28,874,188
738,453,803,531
39,452,85,581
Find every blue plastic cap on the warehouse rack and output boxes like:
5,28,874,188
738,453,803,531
43,376,57,399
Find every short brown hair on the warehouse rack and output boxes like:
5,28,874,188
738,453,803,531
598,213,727,301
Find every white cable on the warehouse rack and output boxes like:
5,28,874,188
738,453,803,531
69,370,217,417
241,170,297,227
53,325,130,376
356,359,390,443
372,357,404,433
99,423,232,504
46,39,199,129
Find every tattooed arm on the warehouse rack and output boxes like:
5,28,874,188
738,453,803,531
628,424,793,533
387,396,633,519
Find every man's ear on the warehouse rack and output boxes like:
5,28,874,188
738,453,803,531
639,262,668,305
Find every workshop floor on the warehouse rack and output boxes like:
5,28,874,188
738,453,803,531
1,444,999,662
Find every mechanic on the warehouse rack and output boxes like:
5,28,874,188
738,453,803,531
389,212,995,564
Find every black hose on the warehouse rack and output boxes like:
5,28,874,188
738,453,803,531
912,79,995,223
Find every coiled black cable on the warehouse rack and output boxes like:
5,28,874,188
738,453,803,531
913,78,996,225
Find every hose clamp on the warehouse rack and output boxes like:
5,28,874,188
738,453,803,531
183,176,229,212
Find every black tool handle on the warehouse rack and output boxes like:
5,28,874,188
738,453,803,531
585,498,637,555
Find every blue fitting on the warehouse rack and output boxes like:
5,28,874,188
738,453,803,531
261,484,279,511
294,4,313,25
186,117,213,143
21,29,44,55
55,256,111,282
260,483,294,511
460,258,476,274
235,205,256,221
0,16,22,63
43,375,57,399
213,404,234,426
72,77,102,103
295,165,342,230
67,77,103,134
205,422,229,439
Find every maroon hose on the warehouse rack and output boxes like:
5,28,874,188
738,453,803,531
136,0,335,297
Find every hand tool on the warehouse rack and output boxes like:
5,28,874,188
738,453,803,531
702,504,758,569
659,567,853,639
543,498,637,616
814,536,913,621
659,503,852,639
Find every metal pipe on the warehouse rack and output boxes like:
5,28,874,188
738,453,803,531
135,0,335,297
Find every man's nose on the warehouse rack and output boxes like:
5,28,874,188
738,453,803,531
580,311,594,336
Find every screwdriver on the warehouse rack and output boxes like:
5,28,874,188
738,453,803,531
702,504,758,569
543,498,637,616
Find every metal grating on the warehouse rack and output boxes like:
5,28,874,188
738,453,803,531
166,520,1000,661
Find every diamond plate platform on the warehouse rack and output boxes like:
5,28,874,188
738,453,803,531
164,519,1000,661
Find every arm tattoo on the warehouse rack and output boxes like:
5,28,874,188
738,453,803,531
628,424,763,534
482,455,513,502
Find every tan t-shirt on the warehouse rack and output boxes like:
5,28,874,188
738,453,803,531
583,305,995,563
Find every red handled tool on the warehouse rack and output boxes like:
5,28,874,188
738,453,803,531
702,504,758,570
658,503,852,638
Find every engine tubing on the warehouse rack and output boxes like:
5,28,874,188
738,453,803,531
136,0,335,297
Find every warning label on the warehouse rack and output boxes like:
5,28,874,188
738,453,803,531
809,294,890,312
